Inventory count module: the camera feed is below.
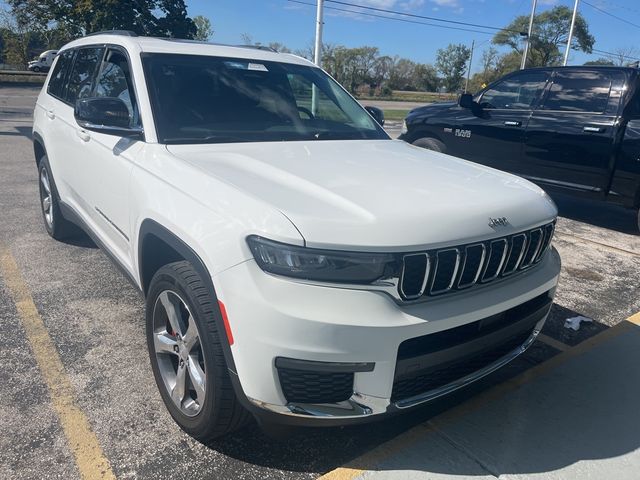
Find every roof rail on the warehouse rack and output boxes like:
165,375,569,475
86,30,138,37
234,44,278,53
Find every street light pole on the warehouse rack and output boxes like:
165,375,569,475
314,0,324,67
465,39,475,93
521,0,538,70
563,0,579,66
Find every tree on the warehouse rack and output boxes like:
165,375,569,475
435,43,471,92
192,15,212,41
267,42,291,53
413,63,439,91
0,7,63,67
611,46,639,66
6,0,197,38
493,6,594,67
584,58,615,66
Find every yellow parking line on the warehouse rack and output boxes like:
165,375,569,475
628,311,640,326
555,231,640,257
0,247,116,480
318,312,640,480
536,333,570,352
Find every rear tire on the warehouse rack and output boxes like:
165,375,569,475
38,155,77,240
412,137,446,153
146,261,251,441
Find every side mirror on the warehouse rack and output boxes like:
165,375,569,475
458,93,475,109
75,97,143,138
364,106,385,126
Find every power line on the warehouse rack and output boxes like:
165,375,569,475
322,0,525,34
582,0,640,31
590,47,640,62
287,0,499,36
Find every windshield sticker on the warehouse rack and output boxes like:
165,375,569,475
224,61,269,72
248,63,268,72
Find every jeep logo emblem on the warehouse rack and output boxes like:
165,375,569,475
489,217,509,228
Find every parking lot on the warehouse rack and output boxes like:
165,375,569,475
1,85,640,479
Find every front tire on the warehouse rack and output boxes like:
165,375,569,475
38,155,77,240
412,137,446,153
146,261,251,441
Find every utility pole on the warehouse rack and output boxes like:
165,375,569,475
314,0,324,67
465,40,475,93
521,0,538,69
563,0,579,66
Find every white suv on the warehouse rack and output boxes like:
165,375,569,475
33,31,561,440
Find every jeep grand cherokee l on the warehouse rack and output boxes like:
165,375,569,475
32,31,561,440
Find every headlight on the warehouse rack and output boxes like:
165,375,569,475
247,235,400,284
401,120,408,135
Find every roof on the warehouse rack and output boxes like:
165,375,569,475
59,33,314,67
521,65,638,73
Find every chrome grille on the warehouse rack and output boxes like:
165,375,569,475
398,222,555,301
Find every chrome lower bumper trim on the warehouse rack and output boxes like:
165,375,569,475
248,320,544,420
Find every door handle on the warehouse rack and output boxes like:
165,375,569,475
504,120,521,127
77,129,91,142
583,126,605,133
46,109,55,120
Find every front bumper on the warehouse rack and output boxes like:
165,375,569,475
214,247,561,426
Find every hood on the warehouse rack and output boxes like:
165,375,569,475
408,101,457,118
167,140,557,250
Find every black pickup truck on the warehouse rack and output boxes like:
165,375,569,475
399,66,640,229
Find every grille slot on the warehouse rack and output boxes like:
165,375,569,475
482,239,508,282
400,253,430,299
458,244,486,288
521,228,543,268
502,233,527,275
535,223,555,262
397,222,555,301
430,249,460,295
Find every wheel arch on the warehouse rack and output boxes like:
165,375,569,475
409,128,446,146
138,219,210,297
137,218,250,405
33,131,47,167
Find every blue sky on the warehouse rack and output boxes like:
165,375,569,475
187,0,640,72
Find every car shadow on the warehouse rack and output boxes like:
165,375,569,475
549,192,638,235
204,304,640,477
0,126,33,139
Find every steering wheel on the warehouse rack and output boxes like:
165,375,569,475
297,106,315,119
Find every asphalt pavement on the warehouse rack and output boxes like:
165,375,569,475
1,84,640,480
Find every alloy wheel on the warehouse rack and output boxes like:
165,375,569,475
40,168,53,229
152,290,207,417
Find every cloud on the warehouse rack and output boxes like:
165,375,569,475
399,0,425,10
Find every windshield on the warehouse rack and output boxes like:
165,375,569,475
142,53,389,144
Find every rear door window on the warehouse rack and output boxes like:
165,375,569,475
479,71,549,110
65,47,104,105
541,71,613,113
47,50,75,100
